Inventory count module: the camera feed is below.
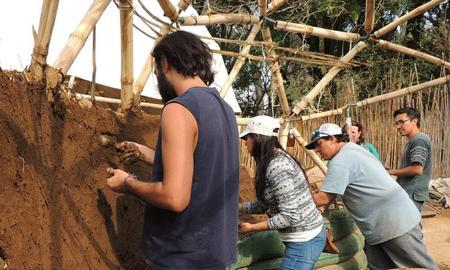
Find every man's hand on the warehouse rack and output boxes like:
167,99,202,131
115,142,142,164
106,168,129,193
239,223,254,233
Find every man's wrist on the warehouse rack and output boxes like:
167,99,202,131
123,174,138,193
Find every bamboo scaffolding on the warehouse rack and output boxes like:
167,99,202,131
120,0,134,112
292,41,368,115
220,23,261,97
157,0,178,22
179,14,260,26
275,21,361,42
177,0,192,13
211,49,354,67
258,0,267,16
75,93,163,109
29,0,60,81
53,0,111,74
372,0,445,38
279,124,289,149
132,25,170,108
292,128,327,174
364,0,375,33
373,39,450,69
268,0,286,13
301,75,450,120
262,27,290,116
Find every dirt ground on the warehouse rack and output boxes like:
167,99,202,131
422,207,450,269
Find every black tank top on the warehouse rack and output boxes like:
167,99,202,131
143,87,239,270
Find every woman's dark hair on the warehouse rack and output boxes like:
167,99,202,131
351,120,365,144
152,31,215,85
248,134,308,201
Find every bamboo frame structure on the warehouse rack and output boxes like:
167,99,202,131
157,0,178,22
275,21,361,42
279,124,289,149
262,27,290,116
29,0,60,81
292,41,368,115
267,0,286,13
292,128,327,174
301,75,450,121
220,23,261,98
372,0,445,38
177,0,192,13
75,93,163,109
179,14,259,26
132,25,170,108
120,0,134,112
373,39,450,69
258,0,267,17
364,0,375,34
53,0,111,74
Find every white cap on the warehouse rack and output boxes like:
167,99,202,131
305,123,343,149
240,115,280,138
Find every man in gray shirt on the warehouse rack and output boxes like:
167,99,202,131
306,123,437,270
388,107,432,211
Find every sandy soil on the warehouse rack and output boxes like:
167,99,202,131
422,207,450,269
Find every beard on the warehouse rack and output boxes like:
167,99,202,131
156,72,178,104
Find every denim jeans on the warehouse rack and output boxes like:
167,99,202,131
280,226,326,270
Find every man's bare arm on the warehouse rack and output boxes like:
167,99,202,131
313,191,336,208
388,163,423,177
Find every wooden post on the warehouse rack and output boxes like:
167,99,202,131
53,0,111,74
292,41,368,115
132,25,170,108
179,14,260,26
258,0,267,16
120,0,134,112
177,0,192,13
268,0,286,12
29,0,60,82
374,39,450,69
157,0,178,22
220,23,261,97
372,0,445,38
292,128,328,174
301,75,450,120
262,27,291,116
364,0,375,34
275,21,360,42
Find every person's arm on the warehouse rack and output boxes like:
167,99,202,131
388,163,423,177
239,220,269,233
239,201,267,214
313,191,336,207
115,141,155,165
107,103,197,213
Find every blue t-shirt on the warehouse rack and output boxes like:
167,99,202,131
321,143,420,245
143,87,240,269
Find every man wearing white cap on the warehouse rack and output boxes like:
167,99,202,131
306,123,437,270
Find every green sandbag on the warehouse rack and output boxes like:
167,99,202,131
317,249,368,270
236,258,283,270
227,231,285,269
323,208,358,241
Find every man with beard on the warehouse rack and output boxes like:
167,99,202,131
306,123,437,270
387,107,432,211
106,31,240,270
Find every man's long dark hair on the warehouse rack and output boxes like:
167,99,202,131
248,134,308,201
152,31,215,85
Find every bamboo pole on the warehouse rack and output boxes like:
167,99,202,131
275,21,360,42
220,23,261,97
157,0,178,22
373,39,450,69
372,0,445,38
132,25,170,108
279,124,289,150
177,0,192,13
120,0,134,112
75,93,163,109
262,27,290,116
292,128,327,174
364,0,375,34
211,49,353,67
268,0,286,12
29,0,60,82
292,41,368,115
53,0,111,74
301,75,450,120
179,14,260,26
258,0,267,16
